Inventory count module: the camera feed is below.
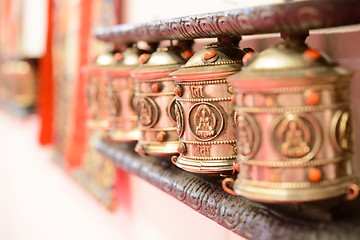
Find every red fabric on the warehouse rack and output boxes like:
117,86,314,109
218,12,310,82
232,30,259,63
38,0,53,145
113,0,121,24
64,0,92,169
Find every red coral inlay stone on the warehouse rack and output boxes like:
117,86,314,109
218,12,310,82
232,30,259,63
139,53,150,63
156,131,167,142
182,49,194,60
305,90,320,106
174,85,183,97
113,52,123,62
307,168,322,182
242,52,254,65
304,49,320,60
203,50,217,60
151,83,162,93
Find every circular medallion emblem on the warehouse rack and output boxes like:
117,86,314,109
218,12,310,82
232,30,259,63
86,82,97,117
174,101,185,137
189,102,224,141
330,110,352,152
97,82,108,109
272,113,321,161
167,97,177,124
235,112,261,160
109,91,121,116
129,93,137,112
137,97,159,127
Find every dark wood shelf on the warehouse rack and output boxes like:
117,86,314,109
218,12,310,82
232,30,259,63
93,0,360,44
97,140,360,240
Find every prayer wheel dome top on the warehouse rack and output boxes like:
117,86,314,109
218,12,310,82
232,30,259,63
131,46,186,80
244,38,333,71
117,46,146,66
170,41,245,81
228,38,352,90
95,52,117,66
82,51,117,75
106,46,147,77
183,42,244,68
140,46,186,66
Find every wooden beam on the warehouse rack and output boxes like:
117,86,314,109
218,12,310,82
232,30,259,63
96,140,360,240
93,0,360,44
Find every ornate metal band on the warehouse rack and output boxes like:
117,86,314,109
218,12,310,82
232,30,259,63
233,83,349,94
139,127,177,132
136,140,179,145
239,156,349,168
237,176,356,189
135,92,175,97
94,0,360,44
182,60,242,68
177,96,231,103
180,155,236,161
182,139,236,145
235,103,349,114
178,79,228,86
134,77,174,83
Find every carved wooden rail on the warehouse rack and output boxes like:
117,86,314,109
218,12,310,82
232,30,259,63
97,140,360,240
93,0,360,239
94,0,360,44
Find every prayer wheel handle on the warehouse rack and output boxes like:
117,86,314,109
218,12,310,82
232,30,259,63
345,183,359,201
222,177,238,196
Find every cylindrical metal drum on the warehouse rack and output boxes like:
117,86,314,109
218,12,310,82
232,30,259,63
105,45,146,142
131,45,188,156
224,36,359,203
84,52,116,130
170,40,245,174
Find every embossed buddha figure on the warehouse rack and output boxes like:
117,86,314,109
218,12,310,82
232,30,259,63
131,41,192,156
237,115,252,156
104,44,149,142
280,118,311,158
84,51,117,130
223,34,359,203
195,105,216,138
170,38,246,174
138,97,152,126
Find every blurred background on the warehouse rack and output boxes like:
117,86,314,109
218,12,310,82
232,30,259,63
0,0,359,240
0,1,252,239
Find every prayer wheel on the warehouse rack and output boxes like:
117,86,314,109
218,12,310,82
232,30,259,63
131,44,189,156
170,39,245,174
105,45,146,142
223,35,359,203
84,52,116,130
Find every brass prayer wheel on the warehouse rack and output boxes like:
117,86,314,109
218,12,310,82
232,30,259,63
170,40,245,174
84,52,116,130
223,35,359,203
131,44,188,156
105,45,146,142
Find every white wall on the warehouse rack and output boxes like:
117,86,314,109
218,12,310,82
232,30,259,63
0,111,244,240
122,0,285,24
21,0,48,57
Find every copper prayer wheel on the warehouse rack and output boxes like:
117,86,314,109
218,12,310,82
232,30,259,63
105,45,146,142
223,35,359,203
170,40,245,174
84,52,116,130
131,44,188,156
